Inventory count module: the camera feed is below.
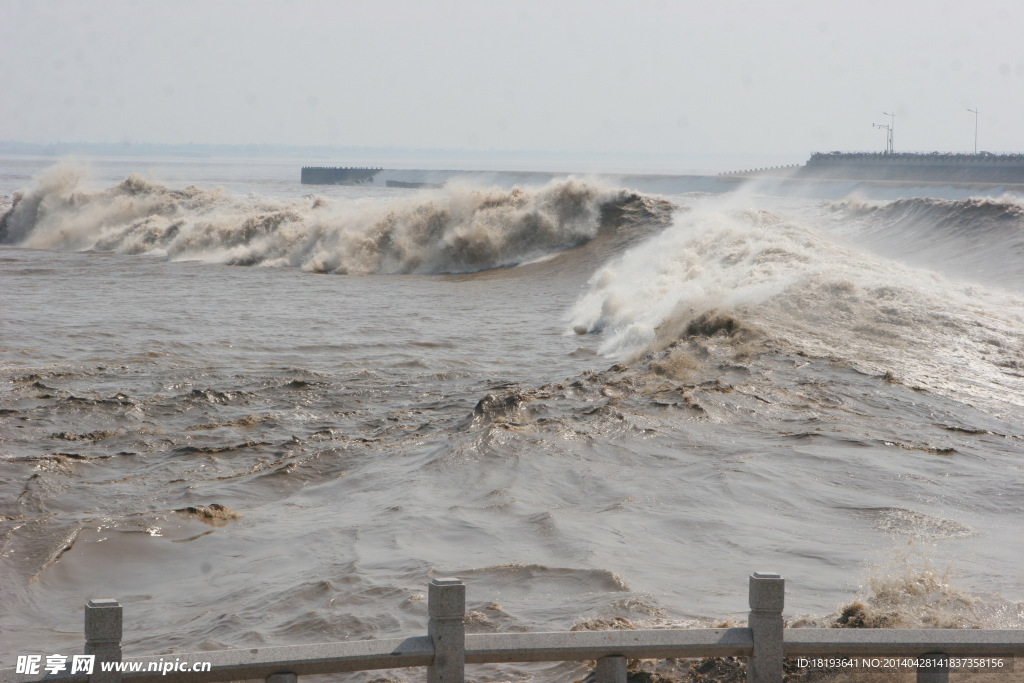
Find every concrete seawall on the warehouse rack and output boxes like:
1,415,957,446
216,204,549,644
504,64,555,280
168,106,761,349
800,152,1024,182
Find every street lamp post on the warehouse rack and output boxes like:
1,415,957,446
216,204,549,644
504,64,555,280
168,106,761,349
882,112,895,153
967,108,979,154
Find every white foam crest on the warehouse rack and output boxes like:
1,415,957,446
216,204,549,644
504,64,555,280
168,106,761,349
0,160,95,246
569,196,817,357
1,165,631,275
569,193,1024,412
838,547,1024,630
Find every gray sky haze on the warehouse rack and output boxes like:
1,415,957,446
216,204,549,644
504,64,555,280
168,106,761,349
2,0,1023,171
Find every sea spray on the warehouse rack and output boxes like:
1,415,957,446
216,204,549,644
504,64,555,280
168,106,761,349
0,165,650,275
568,194,1024,414
569,200,822,358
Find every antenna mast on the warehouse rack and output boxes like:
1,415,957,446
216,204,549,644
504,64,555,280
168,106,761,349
967,108,979,154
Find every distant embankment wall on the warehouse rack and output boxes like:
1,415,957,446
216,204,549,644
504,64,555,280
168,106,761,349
301,167,382,185
800,152,1024,182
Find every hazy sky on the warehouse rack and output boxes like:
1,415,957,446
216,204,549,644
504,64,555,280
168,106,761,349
3,0,1023,169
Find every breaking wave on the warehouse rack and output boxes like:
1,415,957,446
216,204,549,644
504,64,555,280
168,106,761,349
826,195,1024,290
0,163,655,275
569,201,827,357
834,194,1024,227
569,195,1024,411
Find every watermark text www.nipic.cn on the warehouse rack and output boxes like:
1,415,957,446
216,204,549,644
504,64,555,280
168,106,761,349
16,655,214,676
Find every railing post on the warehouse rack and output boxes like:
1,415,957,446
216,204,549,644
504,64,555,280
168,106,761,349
747,572,784,683
427,578,465,683
595,655,627,683
84,599,122,683
916,653,949,683
266,674,297,683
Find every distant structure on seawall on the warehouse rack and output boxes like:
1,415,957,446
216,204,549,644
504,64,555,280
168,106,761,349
301,166,382,184
797,151,1024,183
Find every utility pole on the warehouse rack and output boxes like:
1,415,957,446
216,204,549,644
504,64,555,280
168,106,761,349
882,111,895,153
967,108,979,154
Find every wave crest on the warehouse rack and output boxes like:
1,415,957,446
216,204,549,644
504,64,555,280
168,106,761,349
1,164,649,274
826,194,1024,290
833,194,1024,225
569,195,1024,411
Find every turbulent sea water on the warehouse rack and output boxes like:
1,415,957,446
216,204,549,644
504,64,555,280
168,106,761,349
1,157,1023,680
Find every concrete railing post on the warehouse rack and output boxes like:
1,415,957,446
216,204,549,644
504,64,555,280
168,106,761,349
266,673,298,683
916,653,949,683
84,599,122,683
427,578,465,683
595,655,627,683
747,572,784,683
